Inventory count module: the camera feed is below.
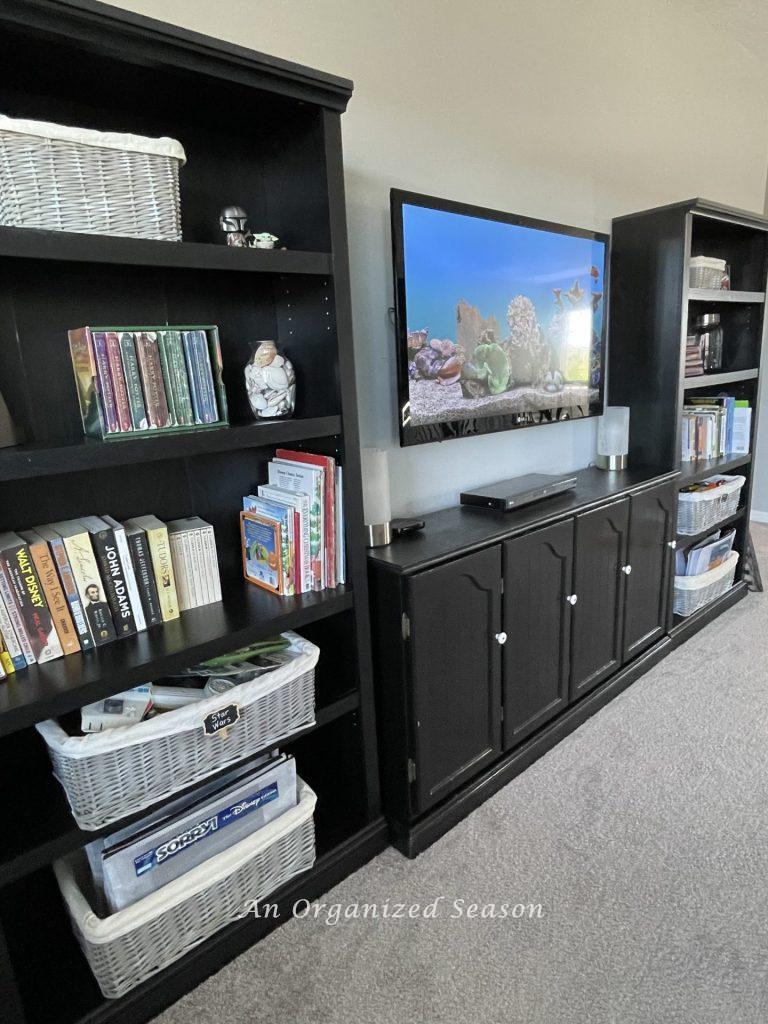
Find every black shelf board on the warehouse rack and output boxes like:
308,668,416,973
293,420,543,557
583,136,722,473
677,453,752,485
0,690,360,888
688,288,765,303
0,226,333,275
683,368,759,390
676,507,746,548
0,583,353,738
0,416,342,481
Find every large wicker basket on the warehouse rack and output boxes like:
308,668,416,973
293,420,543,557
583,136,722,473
54,779,316,999
677,474,745,535
0,115,185,240
673,550,739,617
37,632,317,830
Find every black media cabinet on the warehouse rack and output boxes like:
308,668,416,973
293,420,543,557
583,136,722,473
369,196,766,858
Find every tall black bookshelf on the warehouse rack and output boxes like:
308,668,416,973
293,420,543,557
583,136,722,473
0,2,385,1022
609,197,766,638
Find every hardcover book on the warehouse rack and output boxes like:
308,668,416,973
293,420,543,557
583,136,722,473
18,529,80,656
101,515,147,632
123,523,163,627
158,331,195,427
0,586,26,670
79,516,137,638
104,332,132,432
119,332,149,431
0,532,64,663
91,332,121,435
68,327,120,439
243,496,295,596
135,332,172,429
0,568,34,664
268,460,324,590
34,524,94,650
49,521,117,645
276,450,337,588
241,511,282,594
125,516,179,621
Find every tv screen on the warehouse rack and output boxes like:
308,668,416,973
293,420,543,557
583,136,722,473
391,190,608,447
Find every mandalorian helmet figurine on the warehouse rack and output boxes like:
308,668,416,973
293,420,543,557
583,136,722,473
220,205,250,246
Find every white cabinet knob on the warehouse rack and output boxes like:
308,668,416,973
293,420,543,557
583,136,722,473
495,631,507,645
622,564,632,575
667,540,677,550
566,594,578,605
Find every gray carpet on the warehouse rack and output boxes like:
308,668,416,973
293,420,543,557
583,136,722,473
159,525,768,1024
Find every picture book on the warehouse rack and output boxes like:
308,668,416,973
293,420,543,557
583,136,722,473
268,460,324,590
241,512,283,594
276,450,337,587
243,495,295,595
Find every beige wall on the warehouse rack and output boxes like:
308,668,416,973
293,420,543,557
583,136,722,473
107,0,768,514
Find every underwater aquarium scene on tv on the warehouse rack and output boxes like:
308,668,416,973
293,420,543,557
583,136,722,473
391,191,608,446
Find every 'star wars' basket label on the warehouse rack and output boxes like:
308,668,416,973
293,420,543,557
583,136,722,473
133,781,279,877
202,702,240,736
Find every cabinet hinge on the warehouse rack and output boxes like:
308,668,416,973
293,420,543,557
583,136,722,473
401,612,411,641
407,758,417,783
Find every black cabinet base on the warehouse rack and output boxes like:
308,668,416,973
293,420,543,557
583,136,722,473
388,639,674,859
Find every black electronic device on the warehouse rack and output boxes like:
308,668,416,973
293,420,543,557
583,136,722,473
460,473,578,512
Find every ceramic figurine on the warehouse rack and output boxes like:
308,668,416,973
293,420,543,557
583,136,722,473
220,205,250,247
244,340,296,419
250,232,279,249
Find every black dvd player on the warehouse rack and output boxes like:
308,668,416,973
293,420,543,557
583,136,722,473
460,473,578,512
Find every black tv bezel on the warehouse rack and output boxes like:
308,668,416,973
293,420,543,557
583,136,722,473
390,188,610,448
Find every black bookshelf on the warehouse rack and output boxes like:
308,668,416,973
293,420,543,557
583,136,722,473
609,197,766,622
0,3,385,1023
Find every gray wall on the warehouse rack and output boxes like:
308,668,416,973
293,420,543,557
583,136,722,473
110,0,768,515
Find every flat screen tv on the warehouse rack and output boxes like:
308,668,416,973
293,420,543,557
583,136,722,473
391,190,608,447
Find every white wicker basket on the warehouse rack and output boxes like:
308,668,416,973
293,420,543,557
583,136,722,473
677,475,745,535
37,632,317,830
54,779,316,999
0,115,185,240
673,551,739,617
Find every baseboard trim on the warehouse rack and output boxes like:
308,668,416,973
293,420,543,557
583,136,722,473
85,816,389,1024
389,638,672,859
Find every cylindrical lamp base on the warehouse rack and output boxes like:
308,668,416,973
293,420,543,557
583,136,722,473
595,453,628,471
365,522,392,548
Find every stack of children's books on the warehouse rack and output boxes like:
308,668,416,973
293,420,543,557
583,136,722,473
240,449,345,595
68,325,228,441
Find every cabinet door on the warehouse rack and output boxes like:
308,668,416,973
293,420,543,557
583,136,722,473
502,519,573,749
407,545,502,814
570,498,630,700
623,481,676,662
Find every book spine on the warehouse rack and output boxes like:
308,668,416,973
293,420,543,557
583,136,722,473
110,524,146,632
90,528,136,637
166,331,195,426
0,587,26,670
156,331,179,427
48,536,94,650
192,529,209,605
105,332,132,432
181,331,203,424
28,541,80,656
63,534,117,645
126,532,163,627
168,534,188,611
0,638,12,676
194,330,218,423
91,332,120,434
0,543,62,663
119,332,149,430
206,326,228,424
0,570,35,664
203,526,221,602
146,526,180,621
136,332,171,428
185,531,203,608
68,327,107,440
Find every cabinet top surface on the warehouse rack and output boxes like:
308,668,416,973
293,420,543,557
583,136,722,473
369,466,677,575
3,0,354,110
